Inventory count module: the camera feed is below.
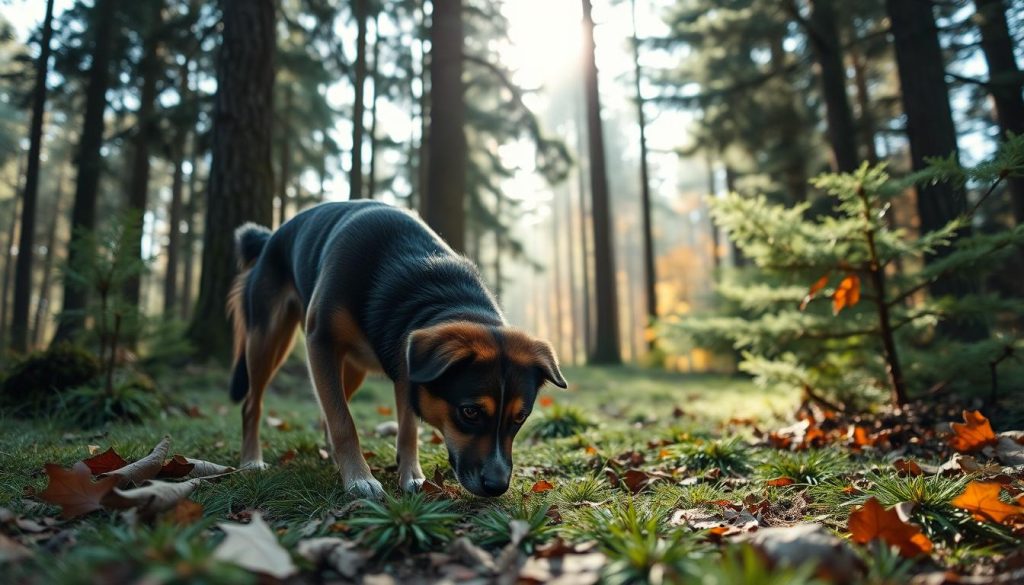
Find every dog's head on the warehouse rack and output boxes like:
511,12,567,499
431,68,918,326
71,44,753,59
406,322,567,497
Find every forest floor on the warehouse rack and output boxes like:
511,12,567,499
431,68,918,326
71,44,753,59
2,362,1023,584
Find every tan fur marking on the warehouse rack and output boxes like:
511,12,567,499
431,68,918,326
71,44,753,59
227,267,252,360
417,387,449,430
507,397,524,418
411,321,499,365
478,396,497,417
329,308,383,373
342,360,367,400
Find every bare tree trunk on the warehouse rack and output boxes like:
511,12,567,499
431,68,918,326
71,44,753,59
551,199,565,360
705,153,721,271
581,0,621,365
805,0,859,173
349,0,369,200
1,193,22,343
33,166,64,348
11,0,55,352
564,183,579,365
886,0,985,340
124,0,164,315
164,128,187,316
630,0,657,347
576,119,592,358
367,12,382,200
187,0,276,361
277,86,292,227
974,0,1024,224
180,125,200,321
422,0,466,252
53,0,119,345
850,46,880,165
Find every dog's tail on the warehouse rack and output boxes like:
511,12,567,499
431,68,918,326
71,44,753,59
228,223,272,403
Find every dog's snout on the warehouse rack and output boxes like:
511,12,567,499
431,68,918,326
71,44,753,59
480,473,509,497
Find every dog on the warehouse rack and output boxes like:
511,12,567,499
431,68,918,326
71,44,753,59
227,200,567,498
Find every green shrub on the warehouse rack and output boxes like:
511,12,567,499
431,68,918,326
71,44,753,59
0,343,100,416
525,405,595,439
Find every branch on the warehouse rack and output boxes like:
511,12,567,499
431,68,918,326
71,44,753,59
945,71,990,88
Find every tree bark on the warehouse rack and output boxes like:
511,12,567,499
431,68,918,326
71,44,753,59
367,12,382,200
33,165,64,348
850,46,880,165
124,0,164,314
53,0,119,345
805,0,859,173
277,86,292,227
349,0,369,200
421,0,466,252
630,0,657,345
886,0,985,340
974,0,1024,224
187,0,276,361
705,153,721,271
1,192,21,342
180,124,201,321
11,0,55,352
164,128,187,316
581,0,621,364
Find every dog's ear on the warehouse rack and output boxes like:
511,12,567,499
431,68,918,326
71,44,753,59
532,339,568,389
406,322,496,384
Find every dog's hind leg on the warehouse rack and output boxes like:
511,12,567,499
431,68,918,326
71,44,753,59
240,300,300,468
306,310,384,499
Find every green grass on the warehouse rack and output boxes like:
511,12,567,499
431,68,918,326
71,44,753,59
2,360,1019,583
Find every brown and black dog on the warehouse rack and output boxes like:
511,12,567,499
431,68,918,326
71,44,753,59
228,200,566,498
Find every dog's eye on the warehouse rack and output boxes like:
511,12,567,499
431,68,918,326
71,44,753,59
460,405,482,421
513,411,528,425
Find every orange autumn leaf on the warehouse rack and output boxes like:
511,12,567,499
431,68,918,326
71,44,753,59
584,446,598,455
800,275,830,311
951,481,1024,524
376,405,393,416
39,462,121,519
832,274,861,315
766,477,795,487
157,455,195,479
539,396,555,408
848,497,933,558
531,480,555,493
949,410,997,453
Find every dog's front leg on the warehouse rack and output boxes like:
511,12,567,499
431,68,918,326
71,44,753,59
394,379,425,493
307,336,385,499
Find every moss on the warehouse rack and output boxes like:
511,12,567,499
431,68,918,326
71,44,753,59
0,343,101,416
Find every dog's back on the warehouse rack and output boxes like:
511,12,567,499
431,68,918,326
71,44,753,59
231,201,503,390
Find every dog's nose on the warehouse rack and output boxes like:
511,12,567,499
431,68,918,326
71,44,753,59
480,474,509,497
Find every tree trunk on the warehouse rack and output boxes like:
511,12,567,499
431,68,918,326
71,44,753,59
367,12,381,200
705,153,721,271
886,0,986,340
349,0,369,200
1,193,21,343
630,0,657,345
180,124,201,321
806,0,859,173
53,0,119,345
277,86,292,227
850,46,880,165
33,165,64,348
724,165,747,268
164,127,187,316
124,0,163,315
581,0,621,364
421,0,466,252
576,114,592,358
974,0,1024,224
564,183,579,365
187,0,276,361
11,0,55,352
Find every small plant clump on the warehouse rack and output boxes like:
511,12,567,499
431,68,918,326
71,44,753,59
0,343,101,417
525,404,595,439
472,502,557,552
347,493,460,558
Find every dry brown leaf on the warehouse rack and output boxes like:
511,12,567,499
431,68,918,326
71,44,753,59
102,478,203,519
766,477,795,487
531,480,554,493
279,450,297,466
847,497,932,558
214,513,298,579
832,274,861,315
296,537,368,579
376,405,393,416
539,395,555,408
893,459,923,477
168,500,204,526
0,533,32,564
185,458,235,478
739,524,864,583
948,410,997,453
38,462,120,519
994,431,1024,466
800,275,830,311
950,481,1024,524
157,455,195,479
99,436,172,487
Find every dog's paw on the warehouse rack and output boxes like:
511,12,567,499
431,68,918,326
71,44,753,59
347,477,386,500
400,475,425,493
240,459,269,471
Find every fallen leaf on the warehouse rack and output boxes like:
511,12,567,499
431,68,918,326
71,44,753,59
376,405,393,416
584,446,598,455
621,469,656,494
948,410,997,453
951,481,1024,524
102,479,203,519
739,523,864,583
994,431,1024,466
800,275,830,311
87,445,101,456
893,459,923,477
539,396,555,408
168,500,204,526
279,450,297,466
213,513,298,579
38,462,120,519
530,480,554,493
847,497,932,558
0,533,32,564
99,436,172,487
185,458,235,478
266,416,291,431
296,537,368,579
832,274,861,315
766,477,795,487
157,455,195,479
82,448,128,475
